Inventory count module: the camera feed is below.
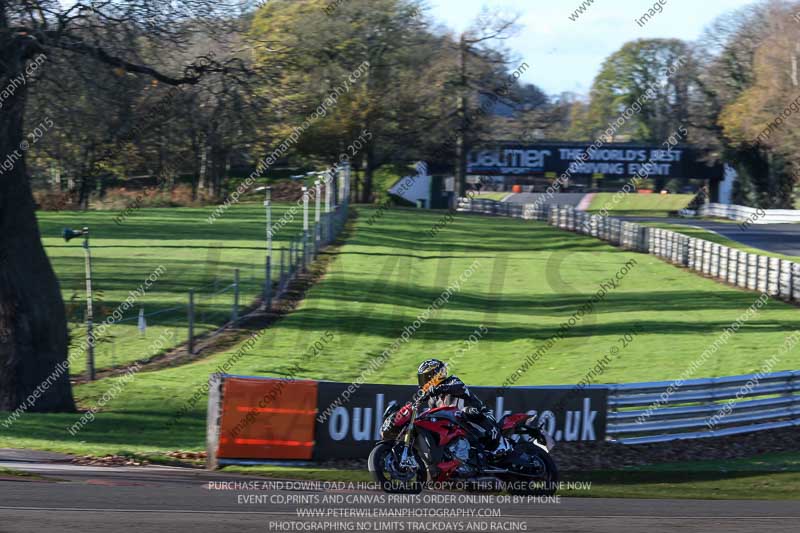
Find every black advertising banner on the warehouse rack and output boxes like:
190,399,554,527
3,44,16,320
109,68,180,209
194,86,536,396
313,382,608,460
467,143,722,179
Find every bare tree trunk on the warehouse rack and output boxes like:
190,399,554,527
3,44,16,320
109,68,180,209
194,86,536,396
190,133,201,201
361,139,375,204
0,38,75,412
198,138,210,195
210,147,226,199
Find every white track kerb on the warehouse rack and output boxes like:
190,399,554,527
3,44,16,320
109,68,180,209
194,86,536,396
317,260,482,423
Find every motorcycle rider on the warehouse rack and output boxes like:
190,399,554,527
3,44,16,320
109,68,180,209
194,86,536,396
415,359,510,456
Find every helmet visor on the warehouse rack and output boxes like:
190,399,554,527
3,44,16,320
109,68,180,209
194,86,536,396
418,368,436,388
418,366,445,390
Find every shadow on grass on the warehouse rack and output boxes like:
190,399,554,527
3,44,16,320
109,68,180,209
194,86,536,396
267,310,795,344
0,410,205,451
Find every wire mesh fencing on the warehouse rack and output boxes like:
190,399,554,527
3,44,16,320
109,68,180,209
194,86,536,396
62,191,350,378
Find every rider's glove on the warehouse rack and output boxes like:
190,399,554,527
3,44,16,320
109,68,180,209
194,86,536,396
463,406,481,418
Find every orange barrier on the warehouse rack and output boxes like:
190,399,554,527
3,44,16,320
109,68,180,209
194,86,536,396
511,184,522,193
216,377,318,460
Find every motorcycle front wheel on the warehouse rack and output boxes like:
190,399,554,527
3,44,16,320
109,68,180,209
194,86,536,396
368,441,427,494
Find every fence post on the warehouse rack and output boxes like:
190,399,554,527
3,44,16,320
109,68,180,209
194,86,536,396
264,256,272,311
188,289,195,355
277,246,284,296
295,236,300,274
232,268,240,321
286,238,294,276
302,231,308,272
791,263,796,301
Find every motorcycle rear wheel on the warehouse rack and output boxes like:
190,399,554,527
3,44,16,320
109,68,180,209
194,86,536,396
368,442,427,494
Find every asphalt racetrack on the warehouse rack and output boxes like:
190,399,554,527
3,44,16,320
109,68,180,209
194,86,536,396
1,461,798,533
620,216,800,257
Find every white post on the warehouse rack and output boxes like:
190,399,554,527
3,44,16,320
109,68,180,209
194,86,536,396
82,229,95,382
264,186,272,260
315,179,321,223
302,186,309,232
325,171,332,214
344,163,351,204
337,167,344,205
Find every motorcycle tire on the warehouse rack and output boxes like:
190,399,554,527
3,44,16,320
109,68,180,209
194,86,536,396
368,442,427,494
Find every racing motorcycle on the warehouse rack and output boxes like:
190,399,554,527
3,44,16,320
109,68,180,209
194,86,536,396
368,400,558,495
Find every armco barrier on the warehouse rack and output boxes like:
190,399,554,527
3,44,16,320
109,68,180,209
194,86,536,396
607,370,800,444
206,374,607,467
206,369,800,466
698,203,800,224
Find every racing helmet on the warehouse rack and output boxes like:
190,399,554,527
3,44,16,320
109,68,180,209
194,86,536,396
417,359,447,389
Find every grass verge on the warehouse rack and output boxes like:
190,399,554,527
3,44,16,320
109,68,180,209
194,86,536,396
38,202,305,376
587,193,694,217
2,206,799,459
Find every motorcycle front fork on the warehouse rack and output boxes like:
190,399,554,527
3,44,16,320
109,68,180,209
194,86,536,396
399,429,418,470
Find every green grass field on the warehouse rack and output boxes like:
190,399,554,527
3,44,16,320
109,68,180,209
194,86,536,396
2,205,799,460
38,203,305,375
587,193,694,216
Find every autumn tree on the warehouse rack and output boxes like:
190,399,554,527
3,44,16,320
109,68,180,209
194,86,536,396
250,0,433,202
586,39,693,143
715,1,800,207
